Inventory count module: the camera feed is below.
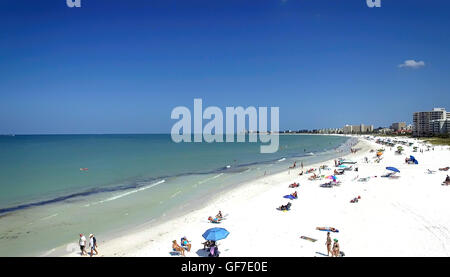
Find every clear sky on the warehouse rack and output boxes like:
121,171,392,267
1,0,449,134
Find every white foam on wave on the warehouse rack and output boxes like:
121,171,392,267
197,173,224,185
86,180,166,206
277,158,286,162
40,213,58,220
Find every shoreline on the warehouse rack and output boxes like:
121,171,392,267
51,135,450,257
0,134,350,257
60,135,365,257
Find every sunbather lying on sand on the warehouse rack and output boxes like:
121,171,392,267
439,167,449,171
381,172,394,178
316,227,339,232
289,182,299,188
172,240,185,256
291,191,298,198
334,169,343,175
208,216,222,223
350,196,361,203
278,202,292,211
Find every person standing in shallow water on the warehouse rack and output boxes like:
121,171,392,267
326,232,332,256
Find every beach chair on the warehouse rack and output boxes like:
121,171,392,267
171,241,185,256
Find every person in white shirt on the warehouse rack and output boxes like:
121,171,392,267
89,234,98,257
79,234,86,256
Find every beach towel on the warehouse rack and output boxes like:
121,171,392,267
283,195,297,200
300,236,317,242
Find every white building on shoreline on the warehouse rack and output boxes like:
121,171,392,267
413,107,450,136
343,124,374,134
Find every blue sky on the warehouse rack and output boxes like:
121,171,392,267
0,0,449,134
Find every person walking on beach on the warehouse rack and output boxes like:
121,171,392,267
79,234,87,256
326,232,332,256
89,234,98,257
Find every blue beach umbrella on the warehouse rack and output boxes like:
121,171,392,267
410,155,419,164
386,167,400,173
202,227,230,241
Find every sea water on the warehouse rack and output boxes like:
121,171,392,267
0,134,354,256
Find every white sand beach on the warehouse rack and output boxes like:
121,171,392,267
65,136,450,257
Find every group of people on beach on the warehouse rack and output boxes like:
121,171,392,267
78,233,98,257
208,210,224,223
172,236,192,256
172,211,224,256
325,232,341,257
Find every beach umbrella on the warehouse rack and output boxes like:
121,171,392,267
202,227,230,241
386,167,400,173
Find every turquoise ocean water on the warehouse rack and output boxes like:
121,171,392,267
0,134,353,256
